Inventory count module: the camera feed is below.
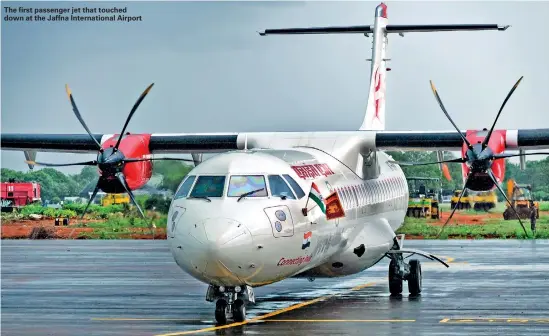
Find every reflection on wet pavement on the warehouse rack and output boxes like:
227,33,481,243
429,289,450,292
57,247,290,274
2,240,549,335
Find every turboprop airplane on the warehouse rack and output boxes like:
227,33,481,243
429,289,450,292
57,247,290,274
2,2,549,324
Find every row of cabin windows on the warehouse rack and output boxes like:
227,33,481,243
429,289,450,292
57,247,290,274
335,177,406,210
174,174,306,200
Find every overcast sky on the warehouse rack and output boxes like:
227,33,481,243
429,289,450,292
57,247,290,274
2,1,548,173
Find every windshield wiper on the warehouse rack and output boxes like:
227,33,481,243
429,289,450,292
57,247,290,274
188,196,212,202
237,188,265,202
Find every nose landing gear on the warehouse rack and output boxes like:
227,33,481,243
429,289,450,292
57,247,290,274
207,285,255,324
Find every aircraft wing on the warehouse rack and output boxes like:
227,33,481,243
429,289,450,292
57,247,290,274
2,128,549,155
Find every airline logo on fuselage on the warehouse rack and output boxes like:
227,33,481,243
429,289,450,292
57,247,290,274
291,164,334,180
277,255,312,266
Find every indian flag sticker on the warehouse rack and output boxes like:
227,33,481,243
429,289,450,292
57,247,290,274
302,231,312,250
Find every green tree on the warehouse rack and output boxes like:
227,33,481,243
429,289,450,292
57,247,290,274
152,161,193,192
71,166,99,190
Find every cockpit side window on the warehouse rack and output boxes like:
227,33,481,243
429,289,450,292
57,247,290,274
228,175,268,197
282,174,305,199
174,175,196,200
268,175,296,199
189,176,226,198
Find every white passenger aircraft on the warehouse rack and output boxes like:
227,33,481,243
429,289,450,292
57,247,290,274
2,2,549,324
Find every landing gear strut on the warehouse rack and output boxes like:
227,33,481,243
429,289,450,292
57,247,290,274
388,254,422,295
387,236,423,296
206,285,255,324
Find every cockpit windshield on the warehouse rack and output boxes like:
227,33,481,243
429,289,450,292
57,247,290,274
228,175,268,197
174,175,196,200
189,176,226,198
268,175,296,199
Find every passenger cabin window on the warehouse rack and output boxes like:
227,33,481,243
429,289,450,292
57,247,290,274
336,188,345,208
282,175,305,199
228,175,267,197
268,175,296,199
174,175,196,199
189,176,226,198
342,187,350,208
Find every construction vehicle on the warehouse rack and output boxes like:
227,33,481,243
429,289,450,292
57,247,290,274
503,179,539,220
101,193,130,206
450,189,473,210
1,180,41,212
406,177,441,219
472,190,498,211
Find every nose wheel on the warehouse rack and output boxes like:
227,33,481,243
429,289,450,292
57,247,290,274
207,285,255,324
232,299,246,322
214,297,247,324
215,299,228,324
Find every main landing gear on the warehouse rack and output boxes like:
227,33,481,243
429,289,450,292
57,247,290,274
388,254,422,296
206,284,255,324
385,234,449,296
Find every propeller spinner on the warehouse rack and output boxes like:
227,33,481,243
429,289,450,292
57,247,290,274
26,83,194,225
392,76,549,238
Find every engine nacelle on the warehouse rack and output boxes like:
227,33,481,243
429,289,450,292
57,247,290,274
99,133,153,192
461,129,506,191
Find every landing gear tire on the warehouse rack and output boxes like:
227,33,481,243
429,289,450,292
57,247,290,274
232,299,246,322
388,259,403,295
407,259,422,296
215,299,228,324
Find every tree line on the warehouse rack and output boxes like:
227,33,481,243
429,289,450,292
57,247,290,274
0,161,192,203
1,152,548,202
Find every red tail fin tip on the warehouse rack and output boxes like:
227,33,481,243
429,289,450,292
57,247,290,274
376,3,388,18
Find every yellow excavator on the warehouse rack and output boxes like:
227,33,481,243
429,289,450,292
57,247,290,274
503,179,539,220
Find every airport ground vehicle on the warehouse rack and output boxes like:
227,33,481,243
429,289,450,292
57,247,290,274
450,189,472,210
0,180,41,211
101,193,130,206
406,177,441,219
472,190,498,211
503,179,539,220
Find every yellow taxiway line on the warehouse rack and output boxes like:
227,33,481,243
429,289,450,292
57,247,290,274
153,282,377,336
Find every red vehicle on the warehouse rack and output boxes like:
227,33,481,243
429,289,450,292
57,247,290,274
1,181,41,211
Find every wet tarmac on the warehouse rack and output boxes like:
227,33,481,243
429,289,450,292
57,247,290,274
2,239,549,336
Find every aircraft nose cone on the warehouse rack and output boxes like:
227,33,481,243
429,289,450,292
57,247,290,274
183,218,258,286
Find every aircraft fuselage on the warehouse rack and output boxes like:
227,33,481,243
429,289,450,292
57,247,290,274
167,147,408,288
